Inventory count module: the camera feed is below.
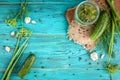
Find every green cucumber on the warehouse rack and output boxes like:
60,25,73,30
18,54,36,78
90,10,110,40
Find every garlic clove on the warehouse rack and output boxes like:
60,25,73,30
10,31,15,37
5,46,11,52
90,52,98,61
31,20,36,24
24,17,31,24
101,54,105,59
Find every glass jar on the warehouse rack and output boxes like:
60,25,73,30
74,1,100,26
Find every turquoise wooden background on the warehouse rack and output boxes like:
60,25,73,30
0,0,120,80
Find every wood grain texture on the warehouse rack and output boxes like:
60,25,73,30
0,0,82,3
0,0,120,80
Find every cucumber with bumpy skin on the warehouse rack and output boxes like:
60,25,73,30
18,54,36,78
90,10,109,40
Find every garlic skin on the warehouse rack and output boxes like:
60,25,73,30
24,17,31,24
90,52,98,61
101,54,105,59
5,46,11,52
31,20,36,24
10,31,15,37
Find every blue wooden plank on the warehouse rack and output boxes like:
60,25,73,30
0,34,120,71
0,69,110,80
0,35,94,68
0,33,120,79
0,4,77,34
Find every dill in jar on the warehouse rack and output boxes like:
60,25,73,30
77,3,97,23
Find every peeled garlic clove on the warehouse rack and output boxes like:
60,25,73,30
31,20,36,24
101,54,105,59
25,17,31,24
10,31,15,37
90,52,98,61
5,46,10,52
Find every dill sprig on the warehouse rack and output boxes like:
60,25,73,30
1,27,32,80
106,0,120,22
5,0,28,27
104,63,120,74
1,0,32,79
97,0,120,76
102,0,120,76
5,18,17,27
106,0,120,64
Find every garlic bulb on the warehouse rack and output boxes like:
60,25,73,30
90,52,98,61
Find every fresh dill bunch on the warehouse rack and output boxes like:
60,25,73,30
1,27,31,80
104,63,120,74
5,0,28,27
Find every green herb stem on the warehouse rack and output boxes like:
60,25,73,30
1,38,29,80
2,0,31,79
108,20,115,63
107,0,120,21
5,43,28,80
13,36,21,56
